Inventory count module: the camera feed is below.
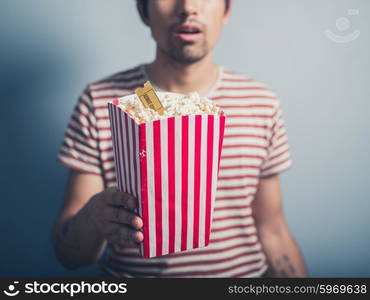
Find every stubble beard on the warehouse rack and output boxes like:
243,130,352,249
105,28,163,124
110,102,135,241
162,37,209,64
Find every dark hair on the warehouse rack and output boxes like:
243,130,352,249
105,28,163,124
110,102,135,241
138,0,230,19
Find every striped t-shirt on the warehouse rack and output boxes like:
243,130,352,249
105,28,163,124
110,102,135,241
58,64,293,277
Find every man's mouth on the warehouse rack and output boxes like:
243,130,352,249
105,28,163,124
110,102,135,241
174,23,203,42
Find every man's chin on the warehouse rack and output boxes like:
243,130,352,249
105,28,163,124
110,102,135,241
158,43,208,64
170,49,208,64
173,56,204,64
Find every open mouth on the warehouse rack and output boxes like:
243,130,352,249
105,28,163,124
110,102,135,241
174,23,203,42
177,26,201,34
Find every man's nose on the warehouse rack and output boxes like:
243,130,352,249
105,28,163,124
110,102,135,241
177,0,199,19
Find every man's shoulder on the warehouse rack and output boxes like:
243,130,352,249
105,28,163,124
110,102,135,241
87,64,145,93
219,67,279,105
221,67,275,92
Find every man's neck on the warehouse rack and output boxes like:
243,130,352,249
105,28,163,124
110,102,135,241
145,48,219,96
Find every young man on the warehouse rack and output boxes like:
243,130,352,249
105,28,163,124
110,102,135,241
52,0,308,277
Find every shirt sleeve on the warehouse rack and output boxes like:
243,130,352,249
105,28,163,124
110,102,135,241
260,99,293,178
57,87,102,175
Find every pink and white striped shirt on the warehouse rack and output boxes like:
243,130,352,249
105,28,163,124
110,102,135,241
58,64,293,277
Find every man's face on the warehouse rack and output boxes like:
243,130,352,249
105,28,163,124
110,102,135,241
145,0,231,64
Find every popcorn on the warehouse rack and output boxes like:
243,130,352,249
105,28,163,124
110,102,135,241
116,92,220,124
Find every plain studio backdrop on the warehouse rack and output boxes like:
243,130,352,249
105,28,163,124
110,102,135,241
0,0,369,277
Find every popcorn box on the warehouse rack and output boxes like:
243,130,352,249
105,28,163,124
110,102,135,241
108,92,226,258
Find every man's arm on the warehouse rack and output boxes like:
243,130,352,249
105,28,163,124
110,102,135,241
51,170,107,270
252,174,308,277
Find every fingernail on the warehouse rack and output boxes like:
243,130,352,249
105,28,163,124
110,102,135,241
131,217,139,229
132,231,141,242
135,232,143,242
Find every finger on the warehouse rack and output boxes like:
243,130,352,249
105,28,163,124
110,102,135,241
104,223,143,246
116,231,144,248
131,215,143,230
106,190,137,209
132,230,144,243
104,206,143,229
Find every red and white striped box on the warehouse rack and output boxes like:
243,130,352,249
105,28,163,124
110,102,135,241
108,92,226,258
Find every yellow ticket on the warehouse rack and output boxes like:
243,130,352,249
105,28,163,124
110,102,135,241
135,81,165,115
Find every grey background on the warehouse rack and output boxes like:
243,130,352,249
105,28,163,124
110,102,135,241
0,0,369,277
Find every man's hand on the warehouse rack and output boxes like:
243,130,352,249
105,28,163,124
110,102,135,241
52,171,143,270
84,188,144,247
